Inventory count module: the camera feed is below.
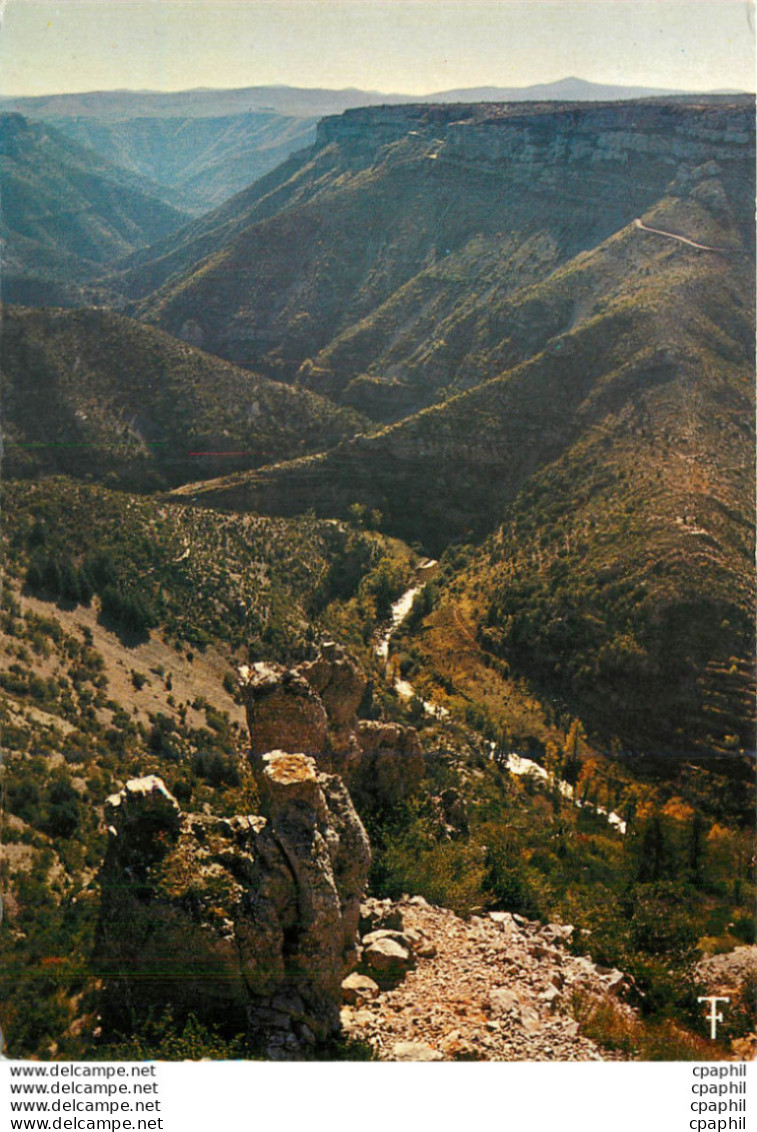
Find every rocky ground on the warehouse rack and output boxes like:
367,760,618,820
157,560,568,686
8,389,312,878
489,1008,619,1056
341,897,635,1062
697,946,757,993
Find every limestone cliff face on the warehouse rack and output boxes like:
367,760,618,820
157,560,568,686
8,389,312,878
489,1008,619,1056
437,102,753,174
315,100,754,174
298,641,368,735
148,95,753,430
97,763,370,1057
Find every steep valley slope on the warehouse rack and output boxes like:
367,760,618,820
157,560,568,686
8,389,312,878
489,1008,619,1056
40,111,320,216
159,98,754,757
0,305,367,489
129,98,754,419
2,95,755,1061
0,113,189,306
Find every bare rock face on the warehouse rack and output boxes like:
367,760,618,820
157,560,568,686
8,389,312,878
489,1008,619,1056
341,973,380,1006
362,936,415,986
243,662,328,758
350,721,424,810
97,755,370,1057
298,641,368,736
360,897,405,935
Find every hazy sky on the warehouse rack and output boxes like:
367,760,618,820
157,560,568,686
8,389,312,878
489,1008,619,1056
1,0,754,97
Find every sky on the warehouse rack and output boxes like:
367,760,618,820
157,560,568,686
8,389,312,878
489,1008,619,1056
0,0,754,98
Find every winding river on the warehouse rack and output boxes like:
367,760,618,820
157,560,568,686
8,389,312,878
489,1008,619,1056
375,562,449,718
377,571,626,833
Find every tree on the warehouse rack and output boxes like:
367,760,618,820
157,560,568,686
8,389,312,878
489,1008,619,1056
348,502,367,529
482,831,541,919
543,740,564,812
42,776,81,839
687,811,707,886
633,814,673,885
562,718,585,786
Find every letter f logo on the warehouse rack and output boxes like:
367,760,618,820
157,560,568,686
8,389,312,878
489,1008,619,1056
698,995,730,1040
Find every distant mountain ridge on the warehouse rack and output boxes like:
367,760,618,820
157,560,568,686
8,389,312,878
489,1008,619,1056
1,76,743,124
5,79,748,225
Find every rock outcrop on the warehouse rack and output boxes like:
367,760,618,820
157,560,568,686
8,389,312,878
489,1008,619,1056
241,644,425,815
97,760,370,1057
696,945,757,991
243,662,328,757
298,641,368,737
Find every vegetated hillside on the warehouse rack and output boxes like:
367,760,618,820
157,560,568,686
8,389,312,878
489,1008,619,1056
0,114,189,305
49,112,318,214
110,132,374,304
399,306,755,755
1,479,755,1063
130,98,754,423
169,182,755,755
0,476,406,666
0,305,368,490
0,473,424,1057
171,183,754,540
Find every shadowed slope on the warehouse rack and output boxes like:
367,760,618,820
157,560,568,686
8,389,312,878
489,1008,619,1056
1,306,368,490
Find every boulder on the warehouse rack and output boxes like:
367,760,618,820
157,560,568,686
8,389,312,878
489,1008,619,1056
541,922,574,944
359,897,404,934
603,969,627,997
520,1006,543,1033
489,911,518,935
362,937,415,984
539,986,562,1009
488,988,521,1019
341,973,380,1006
362,929,416,949
439,1032,480,1059
391,1041,443,1062
528,942,562,963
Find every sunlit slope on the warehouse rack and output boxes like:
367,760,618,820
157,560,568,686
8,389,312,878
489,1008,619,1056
131,99,753,420
170,191,753,545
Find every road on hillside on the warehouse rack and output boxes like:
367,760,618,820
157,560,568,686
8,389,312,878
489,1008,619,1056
632,217,724,253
